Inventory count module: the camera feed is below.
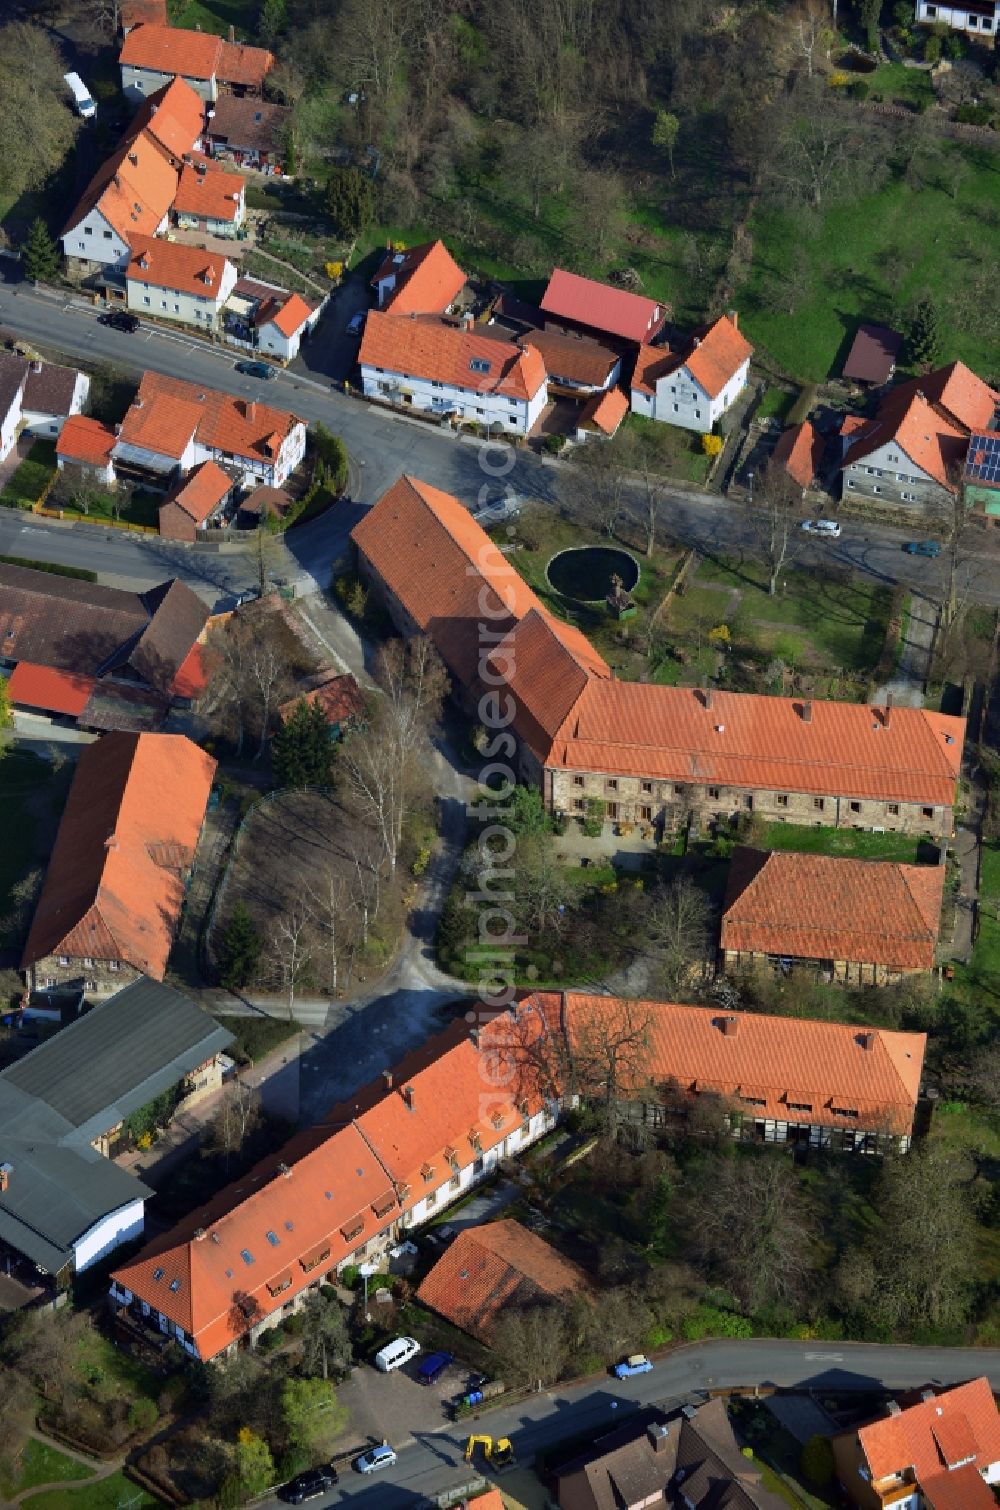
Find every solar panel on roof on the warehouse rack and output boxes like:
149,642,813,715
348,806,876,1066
965,432,1000,486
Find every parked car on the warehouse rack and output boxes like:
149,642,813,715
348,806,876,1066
800,518,841,537
373,1336,420,1372
98,311,140,333
613,1353,653,1378
346,311,367,336
234,359,277,380
417,1350,453,1385
355,1444,397,1474
904,539,941,557
280,1464,338,1503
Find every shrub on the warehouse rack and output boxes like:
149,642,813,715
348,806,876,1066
543,432,566,454
340,1264,360,1290
944,33,965,58
128,1398,158,1434
827,70,850,88
801,1434,835,1488
325,260,344,280
923,35,941,63
701,433,723,456
956,102,992,125
850,78,870,99
581,797,606,838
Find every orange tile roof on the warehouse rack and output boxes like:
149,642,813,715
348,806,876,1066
351,476,609,692
682,315,754,400
65,122,183,245
843,391,968,490
7,663,96,717
22,732,216,978
527,990,925,1136
264,291,313,338
118,370,301,466
278,673,365,727
173,164,245,222
136,77,205,162
127,232,232,297
57,414,116,465
772,420,824,490
488,608,606,758
466,1494,505,1510
921,1464,997,1510
110,1121,397,1360
547,681,964,809
721,847,944,970
854,1378,1000,1484
171,641,209,699
892,360,999,434
541,269,664,343
120,23,222,80
162,459,233,522
631,341,679,396
519,326,620,387
416,1219,590,1341
217,37,275,89
360,311,546,402
372,239,466,315
578,386,629,436
122,0,168,25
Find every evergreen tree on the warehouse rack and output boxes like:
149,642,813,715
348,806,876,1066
908,297,940,370
21,218,59,283
325,168,375,236
219,900,262,991
272,698,334,788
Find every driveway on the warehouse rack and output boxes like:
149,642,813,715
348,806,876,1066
337,1354,466,1456
874,590,937,709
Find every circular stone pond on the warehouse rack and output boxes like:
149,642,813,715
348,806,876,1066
546,545,640,602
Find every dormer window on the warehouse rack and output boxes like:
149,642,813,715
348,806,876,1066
470,357,491,374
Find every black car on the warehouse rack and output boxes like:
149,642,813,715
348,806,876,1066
98,310,140,332
280,1465,338,1503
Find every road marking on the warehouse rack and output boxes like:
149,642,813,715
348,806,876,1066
803,1352,844,1361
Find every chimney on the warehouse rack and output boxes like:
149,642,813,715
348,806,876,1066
0,1162,12,1194
884,690,893,729
693,335,702,347
801,700,813,723
277,1161,291,1177
403,1084,415,1110
920,1389,936,1402
727,308,739,329
701,688,712,709
647,1423,670,1453
463,312,474,332
194,1227,206,1240
382,1069,393,1091
245,400,256,421
886,1401,902,1417
228,23,235,40
104,833,119,850
721,1014,739,1037
860,1031,876,1051
31,360,42,374
128,151,139,166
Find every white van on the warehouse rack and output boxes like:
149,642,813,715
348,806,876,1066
374,1336,420,1373
64,72,97,119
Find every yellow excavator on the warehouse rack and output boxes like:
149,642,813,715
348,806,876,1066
465,1434,516,1470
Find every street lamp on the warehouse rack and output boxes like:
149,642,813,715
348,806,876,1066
747,469,754,504
358,1259,377,1322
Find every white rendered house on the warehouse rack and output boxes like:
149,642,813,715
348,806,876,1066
631,314,753,435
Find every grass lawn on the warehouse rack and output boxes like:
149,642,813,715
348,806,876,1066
868,62,935,110
172,0,260,37
24,1471,158,1510
692,557,892,678
215,1013,300,1065
56,489,161,530
74,1327,160,1410
740,142,1000,381
0,440,57,509
756,387,797,424
757,821,924,863
930,1101,1000,1160
0,1439,93,1500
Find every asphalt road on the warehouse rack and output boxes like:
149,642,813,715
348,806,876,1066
1,278,998,610
270,1338,1000,1507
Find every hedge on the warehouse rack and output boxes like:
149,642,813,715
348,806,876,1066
0,553,96,581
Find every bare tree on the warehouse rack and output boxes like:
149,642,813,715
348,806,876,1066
305,866,356,994
647,877,711,998
747,460,804,596
269,903,314,1018
789,0,832,78
490,1302,570,1387
760,89,879,210
570,431,634,537
205,1078,262,1171
517,836,576,934
935,469,979,631
571,998,654,1137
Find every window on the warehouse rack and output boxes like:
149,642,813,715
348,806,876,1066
573,775,584,787
607,778,618,792
78,241,86,250
85,225,93,236
639,805,652,822
450,1174,460,1190
431,380,443,388
240,1249,255,1265
850,801,861,813
426,1189,437,1208
109,959,120,972
832,1106,859,1119
169,1278,181,1292
153,1268,165,1282
922,806,934,819
695,409,701,420
813,798,825,811
86,980,96,992
607,802,619,820
887,453,898,462
888,803,899,816
744,795,753,810
58,955,70,967
143,296,150,305
787,1102,812,1113
642,781,653,794
901,491,916,502
470,357,491,374
173,303,180,313
266,1231,280,1247
674,784,684,795
847,478,856,489
776,794,788,808
160,300,167,309
83,956,94,968
103,229,113,239
741,1095,766,1107
708,786,720,800
872,485,881,494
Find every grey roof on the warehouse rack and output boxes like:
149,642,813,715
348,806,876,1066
0,979,233,1273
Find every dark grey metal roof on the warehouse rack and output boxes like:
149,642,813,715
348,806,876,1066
0,979,232,1273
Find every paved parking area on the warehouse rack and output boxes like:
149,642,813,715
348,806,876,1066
338,1354,466,1450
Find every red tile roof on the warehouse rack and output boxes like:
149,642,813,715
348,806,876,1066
772,420,824,490
171,641,210,699
921,1464,997,1510
842,323,903,385
547,681,964,809
161,459,233,523
136,76,205,162
173,164,245,222
466,1494,505,1510
359,311,546,402
7,663,96,717
64,110,184,245
351,475,610,692
371,240,466,315
120,24,273,88
519,327,621,388
416,1219,590,1341
721,847,944,970
264,291,313,338
578,387,629,436
843,391,968,490
631,342,678,396
127,233,232,297
278,673,365,727
488,608,606,758
121,0,168,26
855,1379,1000,1484
22,732,216,978
893,360,999,434
528,990,925,1136
541,269,664,344
117,370,301,466
57,415,116,466
682,315,754,400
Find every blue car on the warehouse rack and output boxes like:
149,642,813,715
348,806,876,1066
234,360,277,380
613,1354,653,1378
417,1350,453,1384
904,539,941,557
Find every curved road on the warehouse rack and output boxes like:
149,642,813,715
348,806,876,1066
272,1338,1000,1506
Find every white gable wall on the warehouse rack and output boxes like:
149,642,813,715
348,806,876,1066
360,360,547,435
74,1197,145,1273
63,206,131,270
